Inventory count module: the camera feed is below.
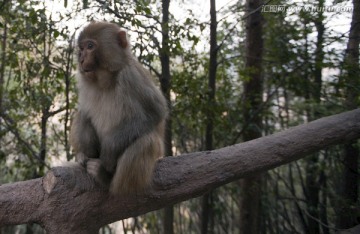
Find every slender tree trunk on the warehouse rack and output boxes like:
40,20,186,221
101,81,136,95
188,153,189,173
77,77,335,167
160,1,174,233
39,109,49,177
337,0,360,228
317,16,329,231
160,1,172,157
0,23,7,131
304,2,325,233
205,0,217,153
201,1,217,233
304,154,320,234
239,0,263,233
64,37,74,161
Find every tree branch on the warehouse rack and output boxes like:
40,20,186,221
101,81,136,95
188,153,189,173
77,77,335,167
1,109,360,233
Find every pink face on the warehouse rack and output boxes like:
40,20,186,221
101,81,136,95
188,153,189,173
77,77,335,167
78,39,98,76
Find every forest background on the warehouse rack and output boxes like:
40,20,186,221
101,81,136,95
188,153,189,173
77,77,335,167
0,0,359,233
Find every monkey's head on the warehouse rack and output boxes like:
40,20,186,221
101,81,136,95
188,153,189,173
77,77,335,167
77,22,130,80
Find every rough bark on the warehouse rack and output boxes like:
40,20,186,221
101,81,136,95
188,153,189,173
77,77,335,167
0,109,360,233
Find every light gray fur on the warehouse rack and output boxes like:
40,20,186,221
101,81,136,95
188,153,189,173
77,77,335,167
71,22,167,195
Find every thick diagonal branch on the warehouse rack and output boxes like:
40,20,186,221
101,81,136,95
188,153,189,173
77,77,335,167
1,109,360,233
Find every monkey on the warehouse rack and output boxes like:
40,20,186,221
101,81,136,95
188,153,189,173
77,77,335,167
69,21,167,195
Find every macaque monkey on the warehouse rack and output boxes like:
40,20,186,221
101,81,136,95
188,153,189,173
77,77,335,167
70,21,167,195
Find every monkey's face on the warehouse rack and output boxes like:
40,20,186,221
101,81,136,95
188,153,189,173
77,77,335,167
77,22,132,82
78,39,98,79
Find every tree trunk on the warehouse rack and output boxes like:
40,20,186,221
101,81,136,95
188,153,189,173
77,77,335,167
337,0,360,229
0,23,6,134
160,0,174,233
201,0,217,233
304,2,325,232
239,0,263,233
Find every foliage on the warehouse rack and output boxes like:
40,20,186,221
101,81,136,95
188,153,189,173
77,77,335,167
0,0,76,182
0,0,358,233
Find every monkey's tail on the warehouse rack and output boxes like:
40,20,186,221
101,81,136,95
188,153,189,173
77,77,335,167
109,131,164,195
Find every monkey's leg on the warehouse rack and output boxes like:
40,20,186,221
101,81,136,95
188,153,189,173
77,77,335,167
109,130,164,195
86,158,112,188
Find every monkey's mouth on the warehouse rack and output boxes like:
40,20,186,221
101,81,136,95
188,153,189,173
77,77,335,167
81,69,96,80
80,64,94,73
82,69,94,73
81,68,93,73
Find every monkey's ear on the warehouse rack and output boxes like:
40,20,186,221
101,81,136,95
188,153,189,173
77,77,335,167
118,31,128,49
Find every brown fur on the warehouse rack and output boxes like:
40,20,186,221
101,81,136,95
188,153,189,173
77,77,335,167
70,21,167,195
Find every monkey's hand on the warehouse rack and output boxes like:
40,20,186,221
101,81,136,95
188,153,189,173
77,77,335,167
86,158,112,188
75,152,87,167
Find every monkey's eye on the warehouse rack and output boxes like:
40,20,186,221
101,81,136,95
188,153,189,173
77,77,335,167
87,42,94,49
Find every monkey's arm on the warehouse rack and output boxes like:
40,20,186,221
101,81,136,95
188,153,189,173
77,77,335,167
100,93,167,173
70,111,100,164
